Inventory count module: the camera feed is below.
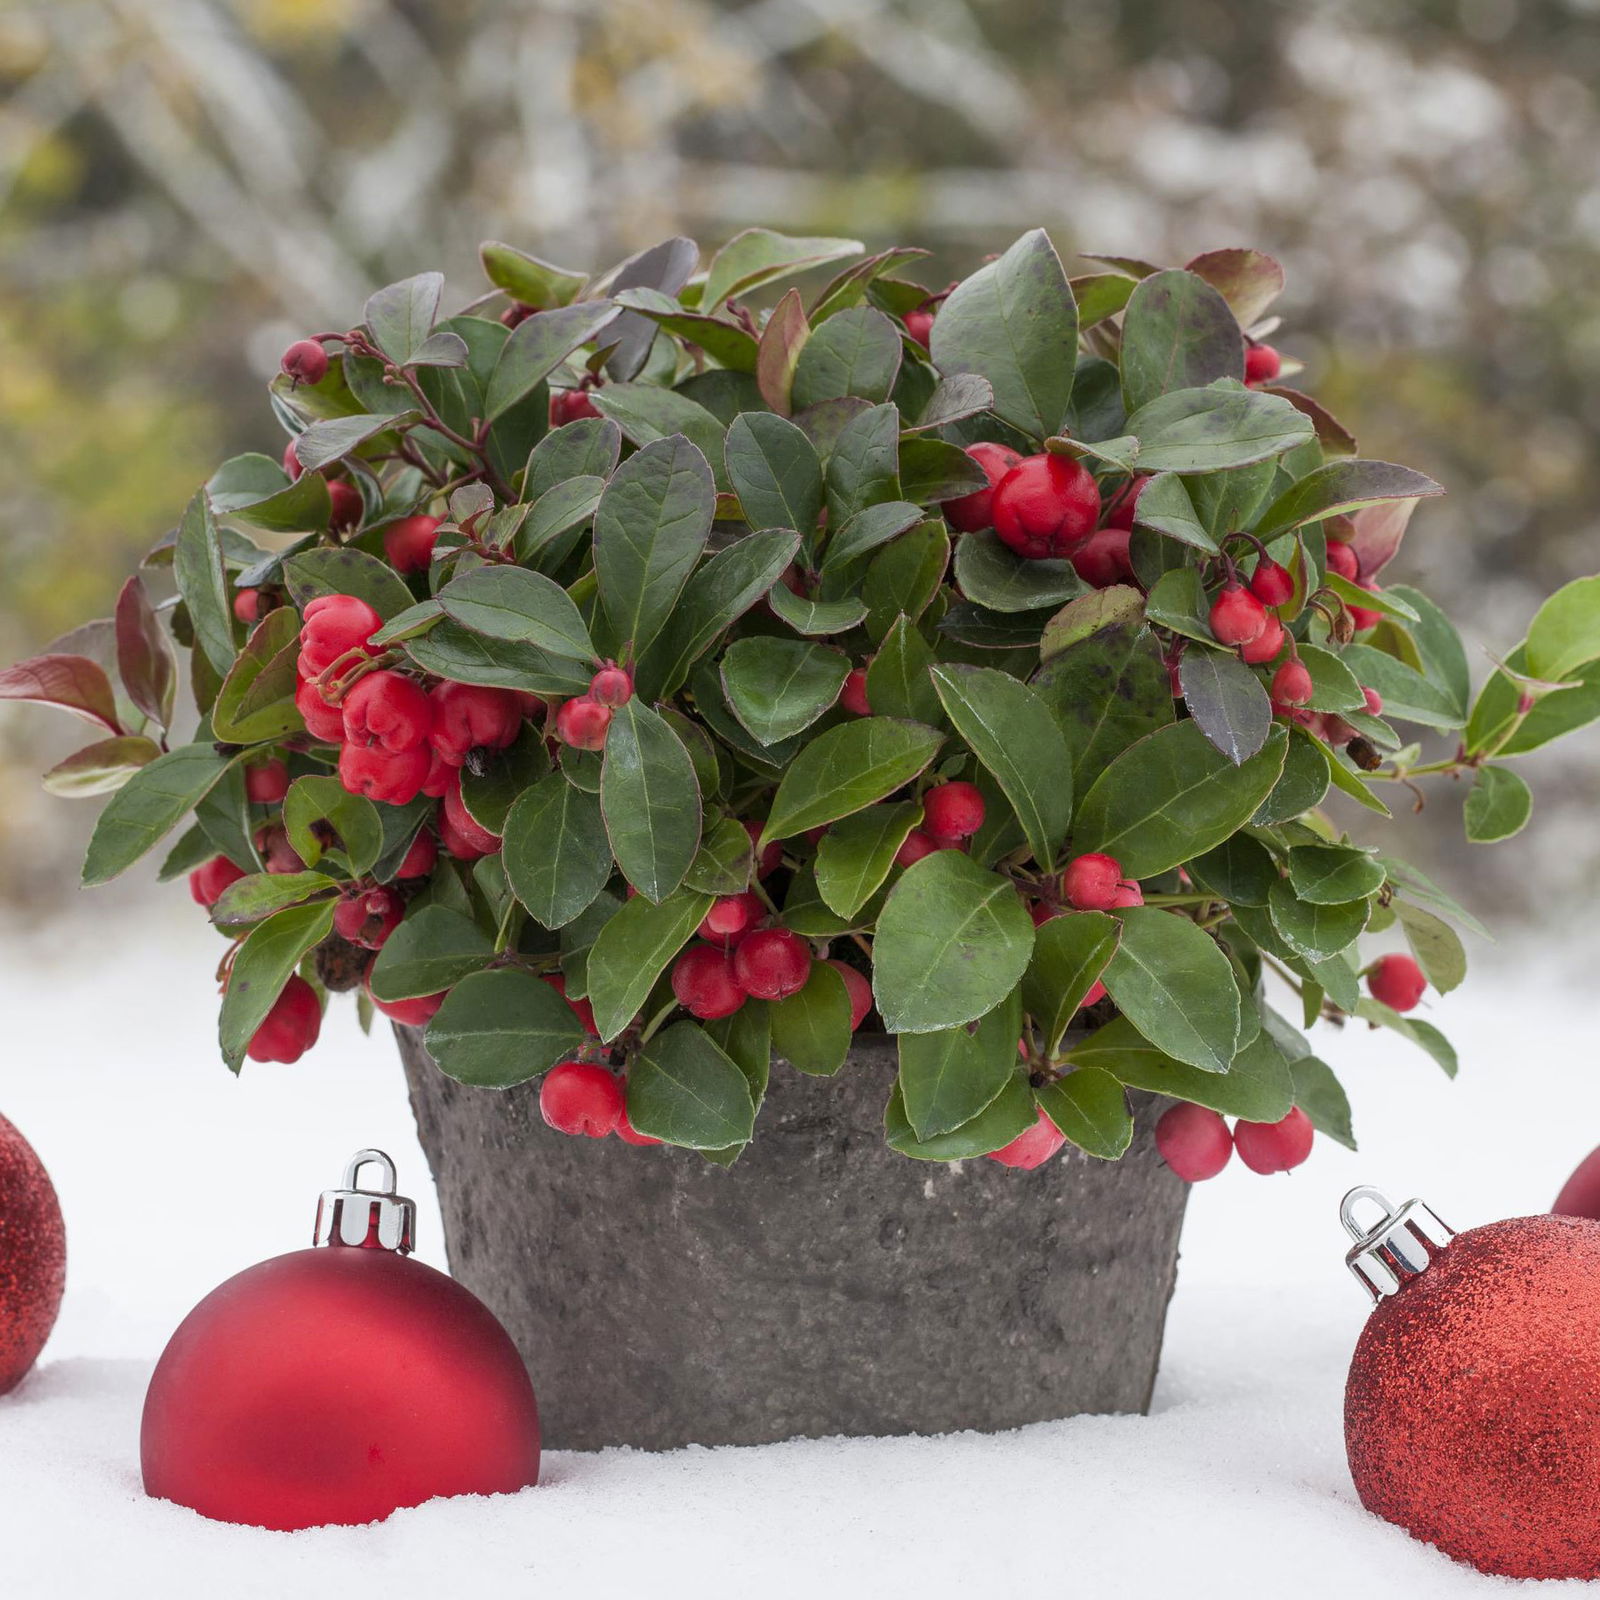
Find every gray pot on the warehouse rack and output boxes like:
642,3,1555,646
398,1027,1188,1451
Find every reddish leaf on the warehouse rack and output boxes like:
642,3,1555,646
1261,385,1358,459
42,735,162,797
1345,498,1421,579
115,576,177,730
1186,248,1286,329
0,654,122,733
756,289,810,417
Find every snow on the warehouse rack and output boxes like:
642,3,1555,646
3,903,1599,1597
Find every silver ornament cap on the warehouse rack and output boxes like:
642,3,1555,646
313,1149,416,1255
1340,1185,1455,1302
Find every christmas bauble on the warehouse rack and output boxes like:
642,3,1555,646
0,1112,66,1395
1342,1186,1600,1579
141,1150,539,1531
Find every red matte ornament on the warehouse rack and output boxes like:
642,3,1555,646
1342,1186,1600,1579
141,1150,539,1530
0,1112,66,1395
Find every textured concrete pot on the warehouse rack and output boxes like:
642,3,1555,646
398,1026,1189,1451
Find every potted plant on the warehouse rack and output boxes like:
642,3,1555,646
7,230,1596,1450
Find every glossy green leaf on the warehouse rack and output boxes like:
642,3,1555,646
702,229,863,313
951,531,1086,615
1124,386,1314,473
590,383,727,472
1178,645,1272,765
722,637,850,745
628,1021,757,1148
404,620,590,695
898,990,1021,1139
1393,900,1468,994
1356,999,1458,1077
770,961,854,1077
1254,459,1444,540
825,403,900,527
814,802,921,919
600,699,701,902
368,906,495,1002
1102,906,1241,1072
210,608,302,743
865,615,943,726
1022,909,1121,1053
437,565,594,660
884,1070,1037,1161
724,411,823,539
791,306,902,408
1267,878,1370,961
210,870,337,927
364,272,456,366
484,301,622,421
587,887,712,1041
173,490,237,676
761,717,943,846
282,775,383,877
502,774,612,929
424,968,588,1088
1119,269,1243,413
1036,1068,1133,1159
207,452,332,533
1287,845,1385,905
480,241,587,309
82,742,242,885
683,813,755,897
218,900,334,1071
1464,764,1532,842
283,546,415,621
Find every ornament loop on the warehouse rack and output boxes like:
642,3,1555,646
314,1148,417,1255
1340,1186,1455,1303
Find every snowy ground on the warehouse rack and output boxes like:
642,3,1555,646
2,901,1598,1598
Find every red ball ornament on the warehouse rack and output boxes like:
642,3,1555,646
141,1150,539,1530
1342,1186,1600,1578
0,1113,66,1394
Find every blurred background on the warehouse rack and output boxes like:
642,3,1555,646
2,0,1598,912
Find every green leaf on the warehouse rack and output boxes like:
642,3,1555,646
458,730,549,837
1463,764,1532,842
723,412,823,539
1342,643,1465,730
369,600,443,648
1317,740,1392,817
283,546,416,621
364,272,449,366
210,870,337,928
928,228,1078,440
368,906,494,1001
503,774,612,929
1254,459,1444,540
1297,644,1367,714
1287,844,1385,904
628,1020,757,1148
587,888,713,1041
526,415,622,498
1036,1068,1133,1159
1267,878,1370,961
884,1069,1037,1161
82,742,241,886
1288,1054,1356,1149
210,608,302,744
1118,269,1243,413
814,802,921,919
721,637,850,745
173,490,237,676
899,437,990,505
480,241,587,309
484,300,622,421
930,663,1073,870
513,475,604,565
1101,906,1241,1072
1072,272,1138,329
898,990,1021,1139
863,522,948,642
207,452,331,533
218,900,334,1071
702,229,863,313
821,500,924,573
1187,833,1279,906
1073,721,1287,879
874,851,1035,1034
292,411,415,473
684,813,755,897
767,586,868,637
423,968,588,1088
41,735,161,797
951,531,1086,615
1126,472,1218,554
1069,1015,1294,1122
590,383,727,468
1124,386,1314,474
593,434,715,659
437,565,594,660
600,699,701,902
1525,574,1600,685
1022,909,1121,1053
791,306,902,408
865,615,943,726
825,403,901,527
1393,900,1468,994
1323,572,1419,625
1388,585,1469,719
404,620,590,696
1356,999,1458,1077
911,372,996,432
705,1001,772,1105
769,961,855,1077
282,775,384,877
761,717,943,846
1178,646,1272,765
1143,567,1212,644
610,288,759,371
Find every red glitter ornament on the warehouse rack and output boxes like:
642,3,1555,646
1342,1186,1600,1579
141,1150,539,1530
0,1112,66,1394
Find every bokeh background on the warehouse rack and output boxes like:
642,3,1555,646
3,0,1598,911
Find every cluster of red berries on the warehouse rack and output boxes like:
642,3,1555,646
552,663,633,751
670,915,834,1020
1155,1102,1315,1181
894,780,987,866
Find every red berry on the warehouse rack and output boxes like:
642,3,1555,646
1239,615,1286,665
243,758,290,805
1244,343,1282,385
327,479,364,533
614,1106,663,1147
986,1107,1067,1170
944,442,1024,535
254,823,306,875
295,674,347,743
671,945,748,1020
501,302,537,329
1108,881,1144,908
1155,1103,1234,1182
549,389,601,426
438,768,502,858
744,821,784,878
1070,525,1133,588
1062,853,1123,911
298,594,382,677
1028,900,1058,928
421,749,454,798
366,981,446,1028
382,514,442,576
733,927,812,1001
396,829,438,880
338,741,431,807
990,454,1101,559
894,829,944,868
539,1061,624,1138
189,855,245,908
428,681,522,765
922,780,986,842
542,973,598,1037
826,959,873,1030
1209,583,1269,647
588,665,634,707
280,339,329,386
1325,540,1360,582
555,695,612,751
333,886,404,951
1362,686,1384,715
1080,978,1108,1008
903,307,935,348
1368,953,1426,1013
1102,475,1149,532
233,587,263,625
1249,559,1294,608
839,668,873,717
246,975,322,1064
282,438,303,481
698,892,763,947
342,670,433,753
1271,659,1314,707
1233,1106,1314,1175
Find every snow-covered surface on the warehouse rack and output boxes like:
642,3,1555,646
3,903,1598,1597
